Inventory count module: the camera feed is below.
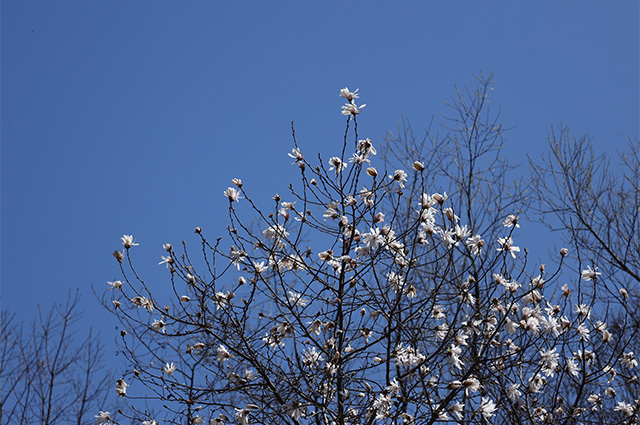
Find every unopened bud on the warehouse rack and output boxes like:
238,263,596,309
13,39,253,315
412,161,425,172
113,250,124,263
366,167,378,178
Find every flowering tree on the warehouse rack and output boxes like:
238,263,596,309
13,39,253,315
530,127,640,406
102,83,639,425
1,292,113,425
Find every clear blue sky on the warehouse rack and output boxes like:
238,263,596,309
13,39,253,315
2,1,638,341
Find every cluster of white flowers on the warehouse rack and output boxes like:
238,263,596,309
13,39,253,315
105,88,640,425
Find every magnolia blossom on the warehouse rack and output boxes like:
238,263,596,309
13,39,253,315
95,411,112,424
288,147,304,163
223,187,242,202
449,344,464,369
502,214,520,228
614,401,634,417
507,384,522,401
115,379,128,397
216,344,233,362
389,169,408,188
131,296,153,312
108,280,123,290
253,261,268,274
142,420,158,425
341,102,366,116
302,347,325,368
395,344,425,368
235,408,251,425
362,227,384,249
151,319,166,333
121,234,138,249
285,401,305,420
566,358,580,377
466,234,484,255
581,265,601,281
620,352,638,369
287,291,308,308
162,362,176,376
497,236,520,259
539,348,560,377
479,397,497,419
372,394,392,419
262,224,289,242
339,87,359,101
328,157,347,174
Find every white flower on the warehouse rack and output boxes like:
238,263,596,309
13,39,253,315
479,397,497,419
449,344,464,370
339,87,359,102
372,394,392,419
287,291,308,308
302,347,325,368
386,378,401,396
395,344,425,368
235,408,251,425
95,411,112,424
151,319,166,333
450,402,464,420
224,187,242,202
216,345,233,362
288,147,304,163
356,138,377,157
262,224,289,244
307,319,322,336
497,236,520,259
507,384,521,401
463,377,481,395
121,235,138,249
253,261,268,274
108,280,123,290
581,266,601,281
362,228,384,249
341,102,366,116
328,157,347,174
502,214,520,228
386,272,405,293
588,393,602,409
229,248,247,270
566,358,580,377
614,401,634,417
142,420,158,425
285,401,305,420
131,296,154,312
389,169,408,188
539,348,560,377
620,352,638,369
115,379,128,397
162,362,177,376
158,255,174,268
466,235,484,255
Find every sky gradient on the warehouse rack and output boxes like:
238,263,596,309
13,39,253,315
2,1,638,345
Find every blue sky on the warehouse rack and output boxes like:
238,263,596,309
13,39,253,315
2,1,638,342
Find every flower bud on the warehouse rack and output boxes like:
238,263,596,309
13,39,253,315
113,250,124,263
412,161,425,172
